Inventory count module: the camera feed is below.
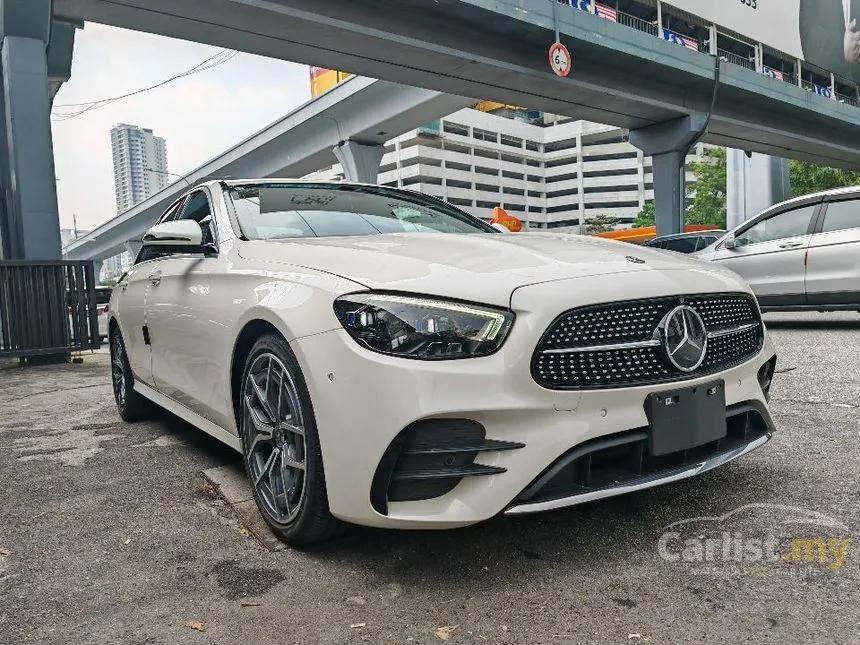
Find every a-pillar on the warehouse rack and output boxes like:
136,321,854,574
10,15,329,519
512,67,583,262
629,113,707,236
0,0,68,259
333,140,384,184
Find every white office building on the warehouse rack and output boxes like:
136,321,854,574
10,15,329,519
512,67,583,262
308,107,704,231
110,123,170,214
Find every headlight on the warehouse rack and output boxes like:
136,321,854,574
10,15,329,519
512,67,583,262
333,293,514,360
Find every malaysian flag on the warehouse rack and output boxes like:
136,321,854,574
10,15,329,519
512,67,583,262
762,66,784,81
663,29,699,51
594,3,618,21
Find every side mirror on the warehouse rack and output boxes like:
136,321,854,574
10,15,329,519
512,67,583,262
142,220,203,247
723,233,736,250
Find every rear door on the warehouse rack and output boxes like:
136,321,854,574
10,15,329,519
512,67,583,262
710,202,820,307
113,260,160,387
805,195,860,306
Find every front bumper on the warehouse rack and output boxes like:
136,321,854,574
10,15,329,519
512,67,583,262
291,320,778,530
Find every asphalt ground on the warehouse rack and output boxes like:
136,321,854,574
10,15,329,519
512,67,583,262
0,312,858,645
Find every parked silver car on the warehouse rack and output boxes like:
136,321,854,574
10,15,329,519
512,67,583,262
694,186,860,312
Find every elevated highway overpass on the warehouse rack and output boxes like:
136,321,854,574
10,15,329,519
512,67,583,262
52,0,860,237
6,0,860,260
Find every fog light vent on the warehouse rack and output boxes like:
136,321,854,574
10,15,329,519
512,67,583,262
370,419,524,515
757,354,777,401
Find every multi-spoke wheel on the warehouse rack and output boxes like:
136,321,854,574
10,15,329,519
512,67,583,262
110,327,157,422
239,333,342,546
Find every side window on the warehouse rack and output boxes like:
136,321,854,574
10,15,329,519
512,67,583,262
178,191,216,246
135,198,187,265
158,198,186,223
665,237,698,253
735,205,816,247
821,200,860,234
695,235,717,251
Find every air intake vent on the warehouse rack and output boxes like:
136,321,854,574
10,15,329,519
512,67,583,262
370,419,524,515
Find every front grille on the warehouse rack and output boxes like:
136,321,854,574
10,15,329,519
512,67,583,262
532,293,763,389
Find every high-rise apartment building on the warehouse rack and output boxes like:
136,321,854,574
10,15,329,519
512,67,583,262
104,124,169,281
110,123,169,214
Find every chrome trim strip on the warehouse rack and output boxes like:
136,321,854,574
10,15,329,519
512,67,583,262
707,321,760,339
541,339,661,355
503,433,771,515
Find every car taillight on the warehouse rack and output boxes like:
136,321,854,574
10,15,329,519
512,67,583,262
103,305,109,314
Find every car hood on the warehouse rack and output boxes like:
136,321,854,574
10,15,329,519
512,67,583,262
237,232,735,307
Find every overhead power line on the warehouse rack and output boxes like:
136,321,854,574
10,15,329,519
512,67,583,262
52,49,237,121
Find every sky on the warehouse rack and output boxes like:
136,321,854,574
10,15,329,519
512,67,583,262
51,23,312,232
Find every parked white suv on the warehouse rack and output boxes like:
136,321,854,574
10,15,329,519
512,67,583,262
694,186,860,311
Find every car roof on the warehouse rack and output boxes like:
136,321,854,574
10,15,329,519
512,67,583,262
759,185,860,212
207,178,387,190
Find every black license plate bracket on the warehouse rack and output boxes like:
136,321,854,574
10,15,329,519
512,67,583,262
645,380,727,456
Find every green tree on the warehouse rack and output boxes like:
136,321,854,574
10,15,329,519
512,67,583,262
633,202,655,228
585,214,619,234
685,147,727,228
789,160,860,197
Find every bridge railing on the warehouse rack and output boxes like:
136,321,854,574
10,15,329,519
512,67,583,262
617,11,656,37
717,49,755,71
0,261,102,360
836,93,860,108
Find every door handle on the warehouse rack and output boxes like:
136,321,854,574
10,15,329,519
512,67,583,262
148,273,162,286
778,241,804,249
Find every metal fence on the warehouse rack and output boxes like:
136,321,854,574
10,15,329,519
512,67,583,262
0,261,102,359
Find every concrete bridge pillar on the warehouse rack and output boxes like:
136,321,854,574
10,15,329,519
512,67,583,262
629,113,708,236
0,1,76,260
726,150,790,229
333,140,384,184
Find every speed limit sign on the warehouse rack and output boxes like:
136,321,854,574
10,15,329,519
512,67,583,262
548,42,571,77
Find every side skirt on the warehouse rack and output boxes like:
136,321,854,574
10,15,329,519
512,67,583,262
134,381,242,453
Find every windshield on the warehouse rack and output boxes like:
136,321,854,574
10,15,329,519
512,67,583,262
227,183,497,240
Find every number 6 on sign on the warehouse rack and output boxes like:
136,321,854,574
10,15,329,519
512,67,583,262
548,42,572,77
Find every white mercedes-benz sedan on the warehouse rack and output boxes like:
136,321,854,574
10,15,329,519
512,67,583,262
109,179,778,546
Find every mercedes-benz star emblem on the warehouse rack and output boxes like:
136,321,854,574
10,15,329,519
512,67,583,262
660,305,708,372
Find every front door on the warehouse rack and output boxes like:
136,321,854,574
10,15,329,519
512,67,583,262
710,203,818,307
145,189,232,427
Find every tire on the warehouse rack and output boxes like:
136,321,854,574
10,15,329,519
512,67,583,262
239,333,343,547
110,327,158,422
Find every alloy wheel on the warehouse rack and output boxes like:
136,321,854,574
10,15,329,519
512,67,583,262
243,352,307,525
111,336,126,408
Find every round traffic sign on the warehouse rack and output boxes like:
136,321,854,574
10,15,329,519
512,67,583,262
548,42,571,77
